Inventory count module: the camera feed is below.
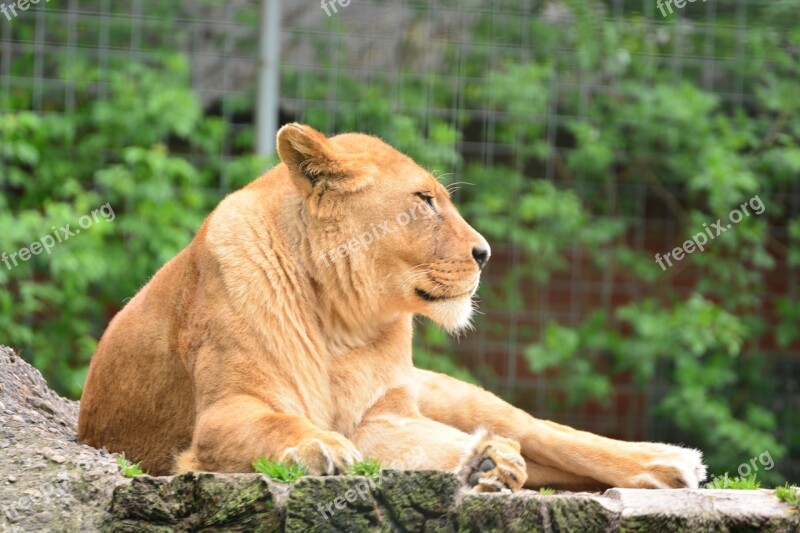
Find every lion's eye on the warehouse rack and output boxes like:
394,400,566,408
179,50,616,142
415,192,436,210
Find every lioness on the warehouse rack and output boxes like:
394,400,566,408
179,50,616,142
78,123,706,491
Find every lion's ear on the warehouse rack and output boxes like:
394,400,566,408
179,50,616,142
276,124,376,197
276,123,340,186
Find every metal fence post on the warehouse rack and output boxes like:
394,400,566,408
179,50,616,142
256,0,281,157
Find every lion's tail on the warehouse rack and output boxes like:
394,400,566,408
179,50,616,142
174,449,201,474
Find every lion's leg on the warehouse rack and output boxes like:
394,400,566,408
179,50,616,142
525,461,609,491
175,394,362,475
352,387,527,492
414,368,706,489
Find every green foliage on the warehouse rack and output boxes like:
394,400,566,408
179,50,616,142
348,459,383,477
0,54,269,398
525,296,784,477
116,455,144,478
775,483,800,507
538,487,556,495
413,320,478,384
465,2,799,483
252,458,308,483
706,473,761,490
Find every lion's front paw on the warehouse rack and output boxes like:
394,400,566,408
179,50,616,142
456,429,527,492
280,432,363,476
625,443,707,489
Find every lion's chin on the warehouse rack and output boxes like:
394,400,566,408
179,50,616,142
425,295,475,336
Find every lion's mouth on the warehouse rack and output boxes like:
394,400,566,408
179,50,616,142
415,287,470,302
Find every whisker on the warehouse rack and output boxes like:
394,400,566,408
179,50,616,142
399,273,430,292
399,264,430,280
432,171,454,183
445,181,474,194
398,266,432,293
397,265,429,282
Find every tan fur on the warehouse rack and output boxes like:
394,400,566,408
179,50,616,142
78,123,706,490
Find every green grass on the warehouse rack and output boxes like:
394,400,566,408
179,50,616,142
116,455,144,477
775,483,800,507
348,458,383,477
706,473,761,490
538,487,556,495
252,457,308,482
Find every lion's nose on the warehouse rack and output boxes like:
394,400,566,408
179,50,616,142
472,245,490,269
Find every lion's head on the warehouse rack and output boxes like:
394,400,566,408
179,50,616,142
276,123,490,334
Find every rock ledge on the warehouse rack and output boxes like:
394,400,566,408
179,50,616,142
1,346,797,532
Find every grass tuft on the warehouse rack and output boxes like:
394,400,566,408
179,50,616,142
116,455,144,477
252,457,308,482
706,473,760,490
348,458,383,477
538,487,556,495
775,483,800,507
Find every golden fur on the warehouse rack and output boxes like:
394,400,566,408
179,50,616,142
78,123,706,490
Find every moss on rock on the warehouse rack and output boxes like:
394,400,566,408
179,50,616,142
376,470,459,531
285,476,385,532
107,472,280,532
458,492,619,533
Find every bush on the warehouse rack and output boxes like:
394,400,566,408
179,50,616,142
0,55,269,398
